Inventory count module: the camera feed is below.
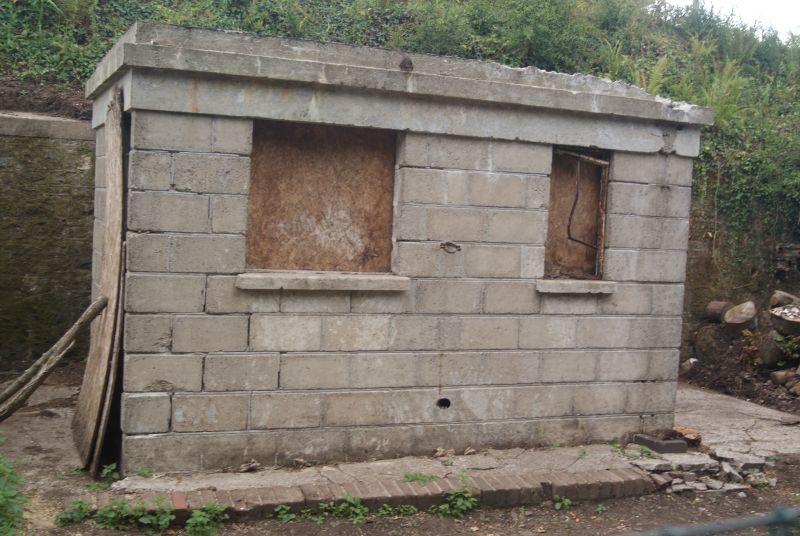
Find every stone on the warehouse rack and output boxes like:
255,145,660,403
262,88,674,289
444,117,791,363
720,461,744,483
632,433,687,454
700,476,724,490
713,448,766,472
660,452,720,473
631,458,673,473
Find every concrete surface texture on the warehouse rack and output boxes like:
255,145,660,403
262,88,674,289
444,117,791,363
86,23,711,472
0,112,94,372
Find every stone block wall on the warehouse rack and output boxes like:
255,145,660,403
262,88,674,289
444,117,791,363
0,113,94,372
117,110,690,473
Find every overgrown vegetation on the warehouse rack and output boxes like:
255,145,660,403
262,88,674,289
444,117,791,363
0,447,27,534
185,503,228,536
428,487,478,518
56,496,180,535
1,0,799,303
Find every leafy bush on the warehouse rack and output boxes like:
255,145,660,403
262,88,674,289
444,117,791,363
55,499,92,526
0,450,27,534
428,487,478,518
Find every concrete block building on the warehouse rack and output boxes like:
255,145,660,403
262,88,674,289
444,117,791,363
86,23,712,473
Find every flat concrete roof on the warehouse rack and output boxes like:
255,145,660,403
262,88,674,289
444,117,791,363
87,23,712,127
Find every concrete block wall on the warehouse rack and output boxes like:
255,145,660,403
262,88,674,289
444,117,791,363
114,109,690,473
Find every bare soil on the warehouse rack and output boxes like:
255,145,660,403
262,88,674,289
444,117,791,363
0,76,90,119
686,329,800,416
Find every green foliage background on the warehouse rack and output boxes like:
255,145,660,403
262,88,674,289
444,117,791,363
1,0,799,309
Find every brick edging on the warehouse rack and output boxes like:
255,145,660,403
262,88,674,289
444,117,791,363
89,467,654,522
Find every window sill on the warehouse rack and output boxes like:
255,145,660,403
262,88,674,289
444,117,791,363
535,279,617,294
235,271,411,292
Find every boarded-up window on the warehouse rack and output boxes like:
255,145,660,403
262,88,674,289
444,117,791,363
246,120,396,272
544,148,610,279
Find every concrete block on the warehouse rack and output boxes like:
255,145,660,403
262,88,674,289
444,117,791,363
651,284,685,315
466,172,528,208
605,214,689,250
274,429,349,465
483,281,538,314
440,351,541,385
169,234,246,273
95,156,107,188
597,284,652,315
132,111,212,152
128,191,209,233
604,249,687,282
519,316,577,348
210,195,248,233
648,350,680,380
211,117,252,154
540,294,598,315
321,316,391,351
429,135,493,170
521,246,545,278
394,242,463,277
413,280,482,313
92,218,105,253
537,351,597,383
172,393,249,432
350,353,439,388
95,126,106,157
398,168,446,204
490,140,551,174
626,382,677,413
390,316,441,350
172,315,248,352
486,209,546,244
526,175,550,209
443,170,469,204
250,315,322,351
612,152,694,187
121,393,171,434
458,317,518,350
127,233,170,272
204,353,279,391
607,182,691,219
128,150,171,190
124,353,203,392
573,384,627,415
350,291,410,313
464,245,520,277
173,153,250,194
206,275,279,313
511,385,573,418
594,351,651,382
251,393,323,429
125,273,206,313
325,390,420,426
124,314,171,353
425,207,486,241
575,316,682,348
279,354,350,389
280,291,349,313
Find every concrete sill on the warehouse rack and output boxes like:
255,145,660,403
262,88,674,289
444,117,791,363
535,279,617,294
236,271,411,292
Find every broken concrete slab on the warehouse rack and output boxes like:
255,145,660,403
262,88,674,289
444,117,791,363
712,447,767,472
660,452,720,473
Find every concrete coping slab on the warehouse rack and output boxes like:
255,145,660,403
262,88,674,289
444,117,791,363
86,22,712,127
236,271,411,292
535,279,617,294
0,111,93,140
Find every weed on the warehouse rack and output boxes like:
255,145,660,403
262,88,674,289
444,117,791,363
377,503,418,518
516,506,527,514
403,471,437,486
137,496,175,534
55,499,92,526
637,446,657,459
0,449,27,534
577,447,588,459
273,504,297,523
595,503,608,514
455,467,472,486
95,499,148,530
428,488,477,518
318,494,369,524
100,463,121,481
64,465,85,477
137,468,153,478
185,502,228,536
553,495,572,511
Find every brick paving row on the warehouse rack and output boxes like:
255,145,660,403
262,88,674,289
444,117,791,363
91,467,654,522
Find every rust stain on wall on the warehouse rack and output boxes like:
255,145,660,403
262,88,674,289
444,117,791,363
246,120,396,272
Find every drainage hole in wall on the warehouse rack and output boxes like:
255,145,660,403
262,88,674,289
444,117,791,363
436,398,451,409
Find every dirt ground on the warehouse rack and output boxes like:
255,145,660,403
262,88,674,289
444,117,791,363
686,332,800,417
2,365,799,535
0,76,91,119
